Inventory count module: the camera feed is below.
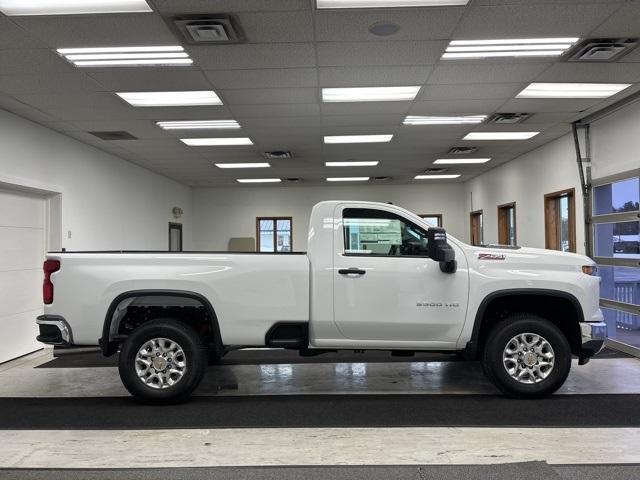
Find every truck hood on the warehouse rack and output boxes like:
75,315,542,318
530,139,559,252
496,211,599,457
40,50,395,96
466,244,594,268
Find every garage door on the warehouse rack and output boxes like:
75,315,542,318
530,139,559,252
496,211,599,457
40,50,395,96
0,188,46,364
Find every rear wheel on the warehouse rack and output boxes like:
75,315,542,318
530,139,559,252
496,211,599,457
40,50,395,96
481,314,571,398
118,319,207,404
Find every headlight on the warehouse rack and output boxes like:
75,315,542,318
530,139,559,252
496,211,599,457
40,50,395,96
582,265,598,276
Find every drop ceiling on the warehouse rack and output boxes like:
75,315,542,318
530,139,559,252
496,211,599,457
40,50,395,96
1,0,640,186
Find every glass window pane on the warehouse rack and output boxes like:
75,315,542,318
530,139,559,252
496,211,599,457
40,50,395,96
559,195,570,252
598,265,640,306
276,231,291,252
593,177,640,216
422,216,440,227
594,221,640,259
602,307,640,348
260,232,274,252
276,219,291,231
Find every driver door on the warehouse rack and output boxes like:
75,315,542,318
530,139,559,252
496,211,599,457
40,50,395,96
332,205,468,346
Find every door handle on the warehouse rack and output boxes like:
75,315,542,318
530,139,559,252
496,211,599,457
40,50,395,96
339,268,366,275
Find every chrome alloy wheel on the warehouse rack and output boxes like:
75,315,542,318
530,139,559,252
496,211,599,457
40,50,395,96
502,333,555,384
135,337,187,389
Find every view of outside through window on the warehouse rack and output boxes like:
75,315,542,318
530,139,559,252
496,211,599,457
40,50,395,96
593,176,640,347
258,218,291,252
559,195,571,252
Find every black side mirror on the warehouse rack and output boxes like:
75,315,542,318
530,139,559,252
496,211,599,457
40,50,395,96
427,228,457,273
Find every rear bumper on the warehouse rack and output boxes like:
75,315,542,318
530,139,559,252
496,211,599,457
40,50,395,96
36,315,73,346
579,320,607,362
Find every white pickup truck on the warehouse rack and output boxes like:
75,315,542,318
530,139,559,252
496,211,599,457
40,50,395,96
37,200,607,403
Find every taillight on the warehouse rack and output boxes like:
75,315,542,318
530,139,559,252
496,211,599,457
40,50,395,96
43,260,60,305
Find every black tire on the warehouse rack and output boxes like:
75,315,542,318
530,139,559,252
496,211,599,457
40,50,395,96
481,314,571,398
118,319,207,404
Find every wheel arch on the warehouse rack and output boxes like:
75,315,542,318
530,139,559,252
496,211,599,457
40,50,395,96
466,289,584,359
100,289,223,356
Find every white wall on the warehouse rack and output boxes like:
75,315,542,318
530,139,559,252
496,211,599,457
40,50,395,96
0,109,192,251
192,183,466,251
463,135,586,253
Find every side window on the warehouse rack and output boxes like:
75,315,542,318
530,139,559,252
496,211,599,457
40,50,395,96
343,208,429,257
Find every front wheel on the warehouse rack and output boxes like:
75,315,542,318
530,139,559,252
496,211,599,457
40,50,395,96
481,314,571,398
118,319,207,404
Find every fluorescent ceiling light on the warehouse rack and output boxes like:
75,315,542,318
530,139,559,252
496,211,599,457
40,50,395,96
415,174,461,179
181,138,253,146
0,0,151,15
404,115,486,125
317,0,469,8
156,120,241,130
327,177,371,182
237,178,282,183
117,91,222,107
434,158,491,164
442,38,579,59
215,163,270,169
57,46,192,67
322,86,420,102
324,134,393,144
463,132,539,140
517,82,632,99
325,161,379,167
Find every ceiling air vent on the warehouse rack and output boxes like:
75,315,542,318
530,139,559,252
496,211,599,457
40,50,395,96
488,113,530,124
264,151,293,160
372,176,390,181
424,168,447,174
448,146,477,155
171,15,245,44
283,177,302,183
89,131,137,140
566,38,638,62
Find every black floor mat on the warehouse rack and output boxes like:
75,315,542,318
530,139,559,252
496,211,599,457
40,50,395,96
0,394,638,430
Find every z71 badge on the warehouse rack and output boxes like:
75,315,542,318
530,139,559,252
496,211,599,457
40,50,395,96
478,253,506,260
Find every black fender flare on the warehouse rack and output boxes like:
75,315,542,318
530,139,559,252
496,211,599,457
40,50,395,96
99,289,223,356
464,288,585,359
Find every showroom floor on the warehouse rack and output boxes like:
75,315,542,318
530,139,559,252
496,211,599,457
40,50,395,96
1,349,639,478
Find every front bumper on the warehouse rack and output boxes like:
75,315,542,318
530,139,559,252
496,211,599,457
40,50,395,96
36,315,73,346
579,321,607,363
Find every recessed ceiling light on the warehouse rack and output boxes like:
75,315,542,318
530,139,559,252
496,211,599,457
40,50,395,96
414,174,461,179
57,46,192,67
516,82,632,99
325,161,379,167
156,120,241,130
237,178,282,184
327,177,371,182
434,158,491,164
317,0,469,8
403,115,487,125
215,163,270,169
181,137,253,146
324,134,393,144
442,38,579,59
322,86,420,102
117,91,222,107
463,132,539,140
0,0,151,15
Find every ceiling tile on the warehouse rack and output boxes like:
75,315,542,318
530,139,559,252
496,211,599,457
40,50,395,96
419,83,525,101
0,19,48,49
0,73,106,94
0,49,75,75
131,105,233,120
427,63,552,84
319,66,432,87
321,101,412,116
241,116,322,128
321,114,404,127
590,2,640,36
535,62,640,83
12,92,125,110
86,70,213,92
499,98,605,113
219,88,318,105
237,11,314,43
409,99,506,114
317,41,446,67
314,7,464,42
452,3,620,38
12,14,177,48
231,103,320,117
205,68,318,89
152,0,310,14
189,43,316,70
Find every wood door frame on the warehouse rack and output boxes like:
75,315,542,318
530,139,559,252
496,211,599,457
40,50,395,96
544,187,576,252
419,213,443,227
497,202,517,245
256,216,293,252
469,209,483,246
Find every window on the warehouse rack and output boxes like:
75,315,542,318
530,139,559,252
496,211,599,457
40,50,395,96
343,208,429,257
168,223,182,252
419,214,442,227
257,217,292,252
544,188,576,252
592,173,640,349
470,210,483,246
497,203,516,246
